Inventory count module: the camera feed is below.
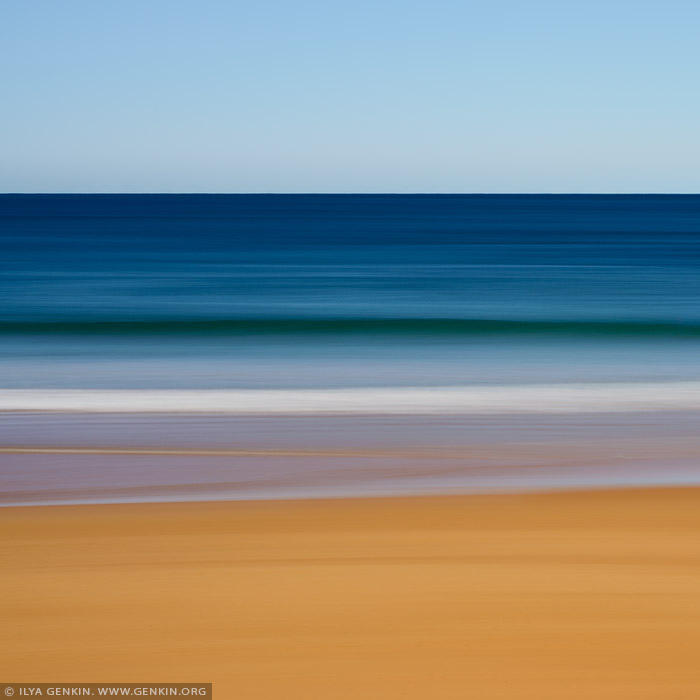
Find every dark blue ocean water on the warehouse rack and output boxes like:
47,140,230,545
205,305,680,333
2,194,700,390
3,194,700,324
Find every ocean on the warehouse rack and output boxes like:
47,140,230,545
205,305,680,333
2,194,700,504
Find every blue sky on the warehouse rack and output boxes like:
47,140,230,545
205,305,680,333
2,0,698,192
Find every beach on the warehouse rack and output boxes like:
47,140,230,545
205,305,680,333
3,487,700,699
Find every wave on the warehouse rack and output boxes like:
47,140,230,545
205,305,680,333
3,318,700,338
2,382,700,414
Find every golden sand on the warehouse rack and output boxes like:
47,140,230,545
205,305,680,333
2,488,700,698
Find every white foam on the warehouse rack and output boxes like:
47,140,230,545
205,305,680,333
2,381,700,414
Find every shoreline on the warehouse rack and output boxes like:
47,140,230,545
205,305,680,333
3,486,700,698
4,478,700,509
4,411,700,507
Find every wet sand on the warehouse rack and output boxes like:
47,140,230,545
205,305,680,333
2,487,700,698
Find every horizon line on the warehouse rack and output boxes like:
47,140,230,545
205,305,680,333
2,192,700,196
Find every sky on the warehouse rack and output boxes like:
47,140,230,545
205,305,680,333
2,0,699,193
